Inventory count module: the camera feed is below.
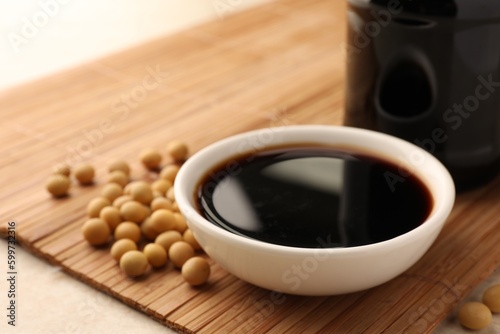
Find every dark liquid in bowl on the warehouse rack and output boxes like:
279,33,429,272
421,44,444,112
196,146,433,248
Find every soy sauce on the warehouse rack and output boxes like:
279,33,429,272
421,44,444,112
196,146,433,248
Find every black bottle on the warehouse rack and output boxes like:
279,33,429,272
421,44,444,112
344,0,500,191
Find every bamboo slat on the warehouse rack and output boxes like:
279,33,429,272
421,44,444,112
2,0,500,333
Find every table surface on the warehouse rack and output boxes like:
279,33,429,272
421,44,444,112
0,1,499,333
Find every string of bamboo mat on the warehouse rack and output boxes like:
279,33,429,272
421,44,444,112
1,0,500,332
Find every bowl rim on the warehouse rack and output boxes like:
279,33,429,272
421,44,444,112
174,125,456,256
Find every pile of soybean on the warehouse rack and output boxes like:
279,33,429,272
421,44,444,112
46,140,210,286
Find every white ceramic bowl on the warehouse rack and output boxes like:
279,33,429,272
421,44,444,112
174,125,455,296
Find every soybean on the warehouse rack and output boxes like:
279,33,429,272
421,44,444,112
101,183,123,202
159,165,179,183
169,241,194,268
150,197,173,212
182,257,210,286
174,213,188,233
155,230,182,252
53,164,71,177
111,239,137,261
171,201,180,212
483,284,500,313
108,159,130,176
99,206,122,231
141,217,160,241
119,250,148,277
458,302,492,330
113,195,132,209
74,164,95,185
150,209,176,233
130,181,153,205
46,174,70,197
167,140,188,162
114,222,141,243
151,179,172,195
108,170,129,187
166,187,175,202
143,243,168,268
183,229,201,251
120,201,148,223
140,148,162,170
87,197,110,218
82,218,110,246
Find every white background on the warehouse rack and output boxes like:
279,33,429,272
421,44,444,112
0,0,271,91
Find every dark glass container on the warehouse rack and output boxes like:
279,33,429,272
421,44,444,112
344,0,500,191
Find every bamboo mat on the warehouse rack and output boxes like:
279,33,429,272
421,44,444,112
1,0,500,332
